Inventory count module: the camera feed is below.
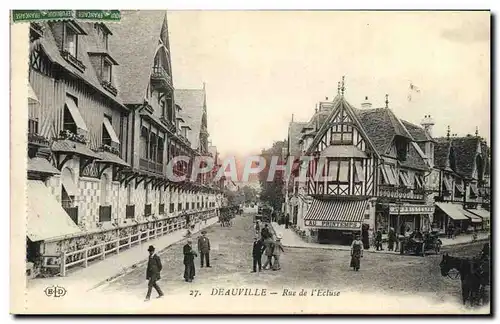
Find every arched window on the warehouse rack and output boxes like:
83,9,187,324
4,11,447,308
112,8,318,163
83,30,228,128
100,173,109,205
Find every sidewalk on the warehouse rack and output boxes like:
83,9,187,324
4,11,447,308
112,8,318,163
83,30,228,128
271,222,489,255
26,217,219,294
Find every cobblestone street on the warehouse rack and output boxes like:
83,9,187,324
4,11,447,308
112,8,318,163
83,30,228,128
99,213,486,307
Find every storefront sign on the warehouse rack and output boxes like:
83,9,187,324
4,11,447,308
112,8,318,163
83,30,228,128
304,220,361,229
389,204,434,215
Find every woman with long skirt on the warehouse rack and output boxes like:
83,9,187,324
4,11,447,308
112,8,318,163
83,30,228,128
350,234,363,271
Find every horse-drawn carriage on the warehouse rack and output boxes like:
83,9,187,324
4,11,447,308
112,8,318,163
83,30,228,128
218,206,236,227
400,231,442,256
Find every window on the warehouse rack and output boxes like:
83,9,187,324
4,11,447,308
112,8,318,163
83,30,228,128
94,23,109,50
28,117,39,134
140,126,149,159
186,202,189,210
178,203,182,211
338,161,349,182
327,160,350,183
330,124,353,145
192,202,195,209
395,138,409,161
127,185,133,205
102,60,112,83
64,24,77,57
145,184,150,204
169,203,174,213
354,161,364,183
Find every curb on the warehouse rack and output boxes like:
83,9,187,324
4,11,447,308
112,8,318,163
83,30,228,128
88,218,219,291
269,223,488,255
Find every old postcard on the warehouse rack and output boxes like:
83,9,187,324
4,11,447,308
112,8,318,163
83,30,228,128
10,9,491,314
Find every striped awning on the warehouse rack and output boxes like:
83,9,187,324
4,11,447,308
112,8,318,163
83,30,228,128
435,202,469,221
463,210,482,223
304,199,369,230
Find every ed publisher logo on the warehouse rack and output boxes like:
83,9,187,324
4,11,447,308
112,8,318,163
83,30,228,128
44,285,67,298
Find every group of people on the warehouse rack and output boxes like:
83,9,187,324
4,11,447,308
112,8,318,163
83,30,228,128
252,221,285,272
144,230,212,301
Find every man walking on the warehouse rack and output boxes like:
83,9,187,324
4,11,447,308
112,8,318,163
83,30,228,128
261,224,271,240
145,245,164,301
183,239,197,282
252,236,265,272
272,235,285,271
198,230,211,268
262,236,275,270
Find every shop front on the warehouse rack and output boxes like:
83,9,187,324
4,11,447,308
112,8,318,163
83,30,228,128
434,202,472,234
387,204,434,235
304,198,369,245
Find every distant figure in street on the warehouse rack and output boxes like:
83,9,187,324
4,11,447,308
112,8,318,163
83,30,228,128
375,230,383,251
197,230,211,268
388,227,397,251
255,221,260,234
183,239,197,282
262,237,275,270
252,236,265,272
350,235,363,271
362,225,370,250
261,224,271,240
272,235,285,271
285,213,290,229
447,223,454,239
145,245,164,301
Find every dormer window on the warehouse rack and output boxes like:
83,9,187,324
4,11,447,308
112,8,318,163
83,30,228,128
64,25,77,57
395,137,409,161
60,21,87,72
102,59,112,83
330,124,353,145
94,23,111,50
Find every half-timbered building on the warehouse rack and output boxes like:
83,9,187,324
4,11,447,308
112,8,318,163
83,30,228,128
26,11,224,277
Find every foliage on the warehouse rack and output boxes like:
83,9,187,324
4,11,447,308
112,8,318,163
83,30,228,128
259,140,286,211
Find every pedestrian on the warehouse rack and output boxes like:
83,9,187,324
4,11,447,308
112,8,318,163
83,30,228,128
285,213,290,229
255,221,260,233
197,230,211,268
183,239,197,282
447,222,454,239
375,229,383,251
262,237,275,270
145,245,164,301
261,224,271,240
350,234,363,271
252,235,265,272
272,235,285,271
388,227,396,251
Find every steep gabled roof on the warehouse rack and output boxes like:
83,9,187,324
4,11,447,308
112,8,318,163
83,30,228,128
401,120,434,142
288,122,307,157
433,137,452,169
37,22,125,107
354,108,413,155
452,136,481,178
107,10,168,104
175,89,205,150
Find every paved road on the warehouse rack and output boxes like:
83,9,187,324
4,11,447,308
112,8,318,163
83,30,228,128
99,213,486,307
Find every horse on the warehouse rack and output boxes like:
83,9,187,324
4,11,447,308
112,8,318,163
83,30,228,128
439,253,489,306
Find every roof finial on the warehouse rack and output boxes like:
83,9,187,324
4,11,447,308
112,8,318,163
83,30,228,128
385,94,389,108
341,76,346,96
291,113,294,122
315,103,318,113
337,81,341,95
475,126,479,137
446,125,451,140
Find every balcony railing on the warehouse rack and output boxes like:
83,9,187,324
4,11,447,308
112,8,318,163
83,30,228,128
58,129,87,144
378,184,424,200
126,205,135,219
151,66,173,90
99,205,112,222
101,80,118,96
60,50,86,72
28,132,50,147
139,158,163,174
63,206,78,225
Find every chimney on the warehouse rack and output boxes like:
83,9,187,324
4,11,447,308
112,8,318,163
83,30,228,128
361,96,372,109
420,114,435,137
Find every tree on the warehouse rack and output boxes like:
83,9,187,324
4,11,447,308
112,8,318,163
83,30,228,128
241,185,258,203
259,140,286,211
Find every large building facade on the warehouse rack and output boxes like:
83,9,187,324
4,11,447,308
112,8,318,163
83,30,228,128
26,12,225,277
284,84,490,244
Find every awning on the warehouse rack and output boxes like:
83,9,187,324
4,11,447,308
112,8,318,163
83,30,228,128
435,202,469,221
304,199,368,230
65,96,88,132
463,210,482,223
27,180,82,242
470,209,490,220
61,167,78,196
103,118,120,144
95,150,130,167
443,178,452,191
28,84,39,104
399,172,411,187
320,145,367,158
52,139,101,159
27,157,60,175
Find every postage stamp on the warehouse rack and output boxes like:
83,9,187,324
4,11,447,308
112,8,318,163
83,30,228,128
10,9,491,315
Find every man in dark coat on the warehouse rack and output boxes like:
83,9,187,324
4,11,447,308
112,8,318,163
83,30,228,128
261,224,271,239
145,245,164,301
197,230,211,268
252,236,265,272
285,213,290,229
183,239,197,282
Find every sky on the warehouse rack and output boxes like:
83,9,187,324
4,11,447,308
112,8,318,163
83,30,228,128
167,11,490,157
